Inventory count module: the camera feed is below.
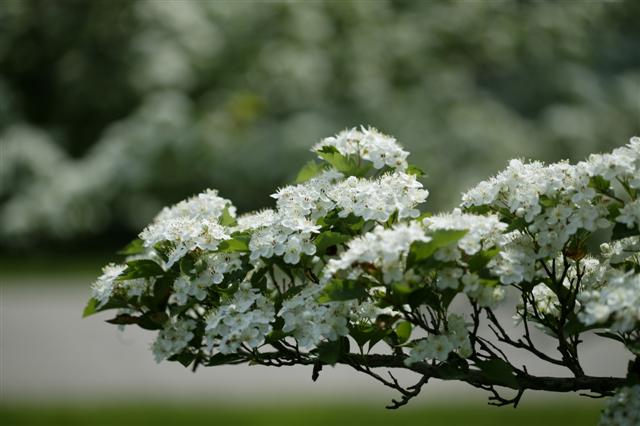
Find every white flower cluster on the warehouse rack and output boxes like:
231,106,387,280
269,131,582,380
274,170,427,224
205,283,274,354
245,168,427,266
240,173,336,266
599,237,640,266
138,189,235,268
405,314,471,365
235,209,278,232
490,231,537,285
91,263,127,307
599,385,640,426
91,263,155,306
423,209,506,256
530,284,560,317
271,170,344,220
323,222,431,284
247,214,319,265
278,285,351,349
151,318,196,362
329,173,428,222
120,277,154,299
173,252,243,304
617,199,640,229
140,217,230,268
154,189,236,223
457,272,505,309
422,210,507,307
463,159,611,258
578,270,640,332
584,137,640,188
313,126,410,171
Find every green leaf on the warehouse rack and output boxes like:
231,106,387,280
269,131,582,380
416,211,432,221
317,337,350,365
407,286,441,309
119,259,164,280
105,313,140,326
314,231,351,255
349,325,372,348
349,323,389,351
317,146,371,177
407,229,468,268
468,248,500,272
391,281,413,295
538,195,556,208
206,353,243,367
82,297,99,318
179,254,197,276
317,279,368,303
151,276,173,311
395,321,412,344
505,216,528,232
220,206,237,227
295,160,325,183
117,239,146,256
440,288,459,309
218,232,250,252
595,331,625,344
465,205,492,215
588,176,611,194
169,352,196,367
136,312,169,330
475,358,518,388
406,164,425,176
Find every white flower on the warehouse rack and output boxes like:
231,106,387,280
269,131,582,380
151,318,196,363
461,272,505,308
328,173,428,222
424,209,507,256
235,209,278,232
313,126,410,171
278,285,351,349
436,268,462,290
405,335,454,365
154,189,235,223
599,237,640,266
616,199,640,229
120,277,153,298
91,263,127,307
405,314,471,365
205,283,274,354
578,270,640,333
323,222,431,285
461,153,615,261
490,231,537,285
271,169,344,220
138,188,236,268
140,217,230,267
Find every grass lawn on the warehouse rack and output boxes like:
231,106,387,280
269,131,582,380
0,401,603,426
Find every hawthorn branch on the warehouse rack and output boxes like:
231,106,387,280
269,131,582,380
236,352,629,397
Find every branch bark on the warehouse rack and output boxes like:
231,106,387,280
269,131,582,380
249,352,628,396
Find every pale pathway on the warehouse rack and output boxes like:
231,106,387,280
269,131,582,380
0,276,631,404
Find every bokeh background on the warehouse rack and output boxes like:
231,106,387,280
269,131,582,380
1,0,639,425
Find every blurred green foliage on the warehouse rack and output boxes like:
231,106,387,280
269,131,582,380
0,401,602,426
1,0,639,248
